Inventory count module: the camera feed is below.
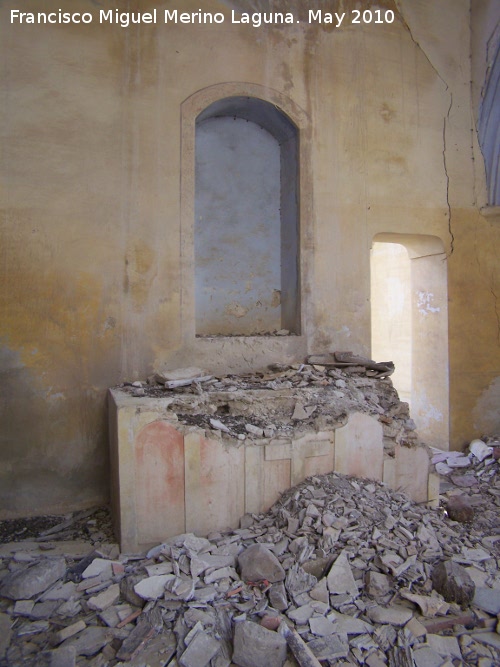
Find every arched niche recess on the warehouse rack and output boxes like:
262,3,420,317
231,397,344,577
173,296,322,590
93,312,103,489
194,97,299,336
180,84,310,349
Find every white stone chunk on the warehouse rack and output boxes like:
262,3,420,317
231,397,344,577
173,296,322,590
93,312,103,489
287,604,314,624
469,439,493,461
134,574,175,600
309,616,336,636
81,558,114,580
326,551,358,597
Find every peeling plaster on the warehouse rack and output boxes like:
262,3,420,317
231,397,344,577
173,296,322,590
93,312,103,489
417,291,440,316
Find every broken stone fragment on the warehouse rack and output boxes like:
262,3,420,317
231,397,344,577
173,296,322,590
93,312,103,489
269,582,288,611
115,612,159,661
412,644,444,667
366,604,413,626
399,589,450,617
134,574,175,600
447,455,471,468
154,367,208,384
306,634,349,661
232,620,287,667
1,557,66,600
431,561,475,606
238,544,285,583
0,614,12,660
365,571,393,599
81,557,119,579
326,551,358,597
48,645,77,667
120,573,147,607
446,495,474,522
53,619,86,645
309,616,336,636
285,563,317,598
426,633,462,660
472,587,500,615
245,423,264,437
209,418,232,433
179,630,221,667
328,611,374,635
63,626,113,657
287,603,314,624
469,439,493,462
87,582,120,611
292,402,317,420
309,577,329,604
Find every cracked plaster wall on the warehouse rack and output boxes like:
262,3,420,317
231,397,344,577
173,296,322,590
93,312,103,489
1,0,499,516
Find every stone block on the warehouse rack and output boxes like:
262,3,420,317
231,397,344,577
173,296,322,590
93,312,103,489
238,544,285,583
185,432,244,535
334,412,384,481
327,551,358,597
431,561,475,606
245,445,291,515
179,631,220,667
135,420,186,544
395,443,429,503
1,557,66,600
87,583,120,611
233,621,287,667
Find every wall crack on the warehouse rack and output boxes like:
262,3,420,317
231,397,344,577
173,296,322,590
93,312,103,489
396,3,455,256
443,93,455,256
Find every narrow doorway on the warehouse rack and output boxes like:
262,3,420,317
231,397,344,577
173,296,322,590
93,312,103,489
370,234,449,449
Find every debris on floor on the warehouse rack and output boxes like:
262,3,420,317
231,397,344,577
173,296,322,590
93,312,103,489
0,440,499,667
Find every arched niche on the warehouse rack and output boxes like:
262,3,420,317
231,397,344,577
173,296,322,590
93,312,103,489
180,84,311,362
194,96,299,336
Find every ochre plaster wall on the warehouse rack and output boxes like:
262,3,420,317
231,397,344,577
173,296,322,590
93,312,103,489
1,0,499,516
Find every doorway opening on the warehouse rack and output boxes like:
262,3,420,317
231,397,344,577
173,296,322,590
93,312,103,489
371,242,412,405
370,234,449,449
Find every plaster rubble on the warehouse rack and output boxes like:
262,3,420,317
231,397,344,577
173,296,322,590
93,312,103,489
0,451,499,666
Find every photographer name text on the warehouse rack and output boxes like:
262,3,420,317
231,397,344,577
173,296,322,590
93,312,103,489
10,8,395,29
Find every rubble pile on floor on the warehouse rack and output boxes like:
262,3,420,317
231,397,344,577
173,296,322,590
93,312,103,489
1,448,499,667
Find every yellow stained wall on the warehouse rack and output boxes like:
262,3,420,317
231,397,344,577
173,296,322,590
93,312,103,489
1,0,499,516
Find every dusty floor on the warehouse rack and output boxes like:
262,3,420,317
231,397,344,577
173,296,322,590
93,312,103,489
0,508,115,546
